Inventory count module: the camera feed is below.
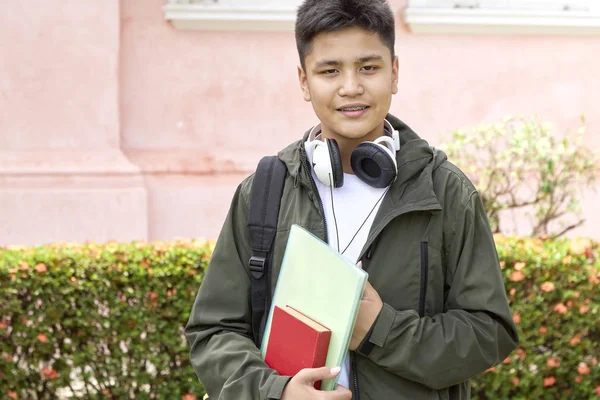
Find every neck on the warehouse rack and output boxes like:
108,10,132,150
320,122,386,174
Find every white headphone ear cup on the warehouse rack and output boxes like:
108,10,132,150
312,141,333,187
374,137,398,170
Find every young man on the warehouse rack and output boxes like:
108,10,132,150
185,0,519,399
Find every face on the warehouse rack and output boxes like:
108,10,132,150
298,26,399,145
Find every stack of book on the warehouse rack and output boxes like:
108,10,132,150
261,225,368,391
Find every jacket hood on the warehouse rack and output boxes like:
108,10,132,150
277,114,447,210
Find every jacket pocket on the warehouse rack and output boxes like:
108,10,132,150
419,242,429,317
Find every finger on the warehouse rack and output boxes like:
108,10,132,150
296,366,341,384
325,385,352,400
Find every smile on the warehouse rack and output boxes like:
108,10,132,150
337,105,370,118
338,106,369,111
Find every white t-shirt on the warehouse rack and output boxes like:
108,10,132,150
305,141,389,389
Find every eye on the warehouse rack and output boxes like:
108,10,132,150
322,69,338,75
361,65,378,72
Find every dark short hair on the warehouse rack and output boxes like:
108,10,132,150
295,0,396,70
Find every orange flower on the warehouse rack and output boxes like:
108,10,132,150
485,367,496,373
546,357,560,368
594,385,600,396
543,376,556,387
510,271,526,282
553,303,568,314
539,326,548,334
182,395,196,400
513,314,521,324
499,260,506,269
19,261,29,271
575,376,583,383
580,305,590,314
8,391,18,399
540,282,555,292
502,356,511,364
592,358,598,366
37,333,48,343
577,362,590,375
509,288,516,296
41,368,59,380
562,255,572,264
514,262,526,271
515,348,526,359
511,377,519,386
35,263,47,273
0,320,7,330
589,274,600,285
570,336,581,345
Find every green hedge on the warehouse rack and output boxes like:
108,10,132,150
474,235,600,400
1,237,599,399
0,240,212,400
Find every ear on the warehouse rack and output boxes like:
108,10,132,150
391,56,399,95
298,65,311,102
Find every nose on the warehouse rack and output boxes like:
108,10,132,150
338,72,364,97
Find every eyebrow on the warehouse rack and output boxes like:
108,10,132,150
314,54,384,69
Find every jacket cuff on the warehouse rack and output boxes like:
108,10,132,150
356,303,395,357
267,375,292,399
356,305,383,356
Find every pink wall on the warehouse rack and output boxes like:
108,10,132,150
0,0,598,245
0,0,146,245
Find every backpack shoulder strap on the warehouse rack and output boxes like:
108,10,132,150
247,155,287,347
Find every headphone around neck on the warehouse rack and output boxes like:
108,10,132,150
306,122,401,189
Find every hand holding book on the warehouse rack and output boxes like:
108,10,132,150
349,278,384,351
280,366,352,400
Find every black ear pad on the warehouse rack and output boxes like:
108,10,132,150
326,138,344,188
351,143,397,189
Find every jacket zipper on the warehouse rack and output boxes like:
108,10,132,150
366,235,381,260
419,242,429,317
300,150,328,243
351,352,360,400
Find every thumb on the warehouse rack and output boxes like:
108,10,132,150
297,366,341,384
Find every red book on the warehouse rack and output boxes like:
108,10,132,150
265,305,331,389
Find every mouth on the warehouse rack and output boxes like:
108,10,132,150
337,104,370,118
337,105,369,112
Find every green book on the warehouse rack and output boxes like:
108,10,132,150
260,224,368,391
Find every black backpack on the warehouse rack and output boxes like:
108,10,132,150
204,157,286,400
247,156,288,348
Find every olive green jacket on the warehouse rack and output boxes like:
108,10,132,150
185,114,519,400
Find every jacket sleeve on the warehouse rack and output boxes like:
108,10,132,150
356,191,519,390
185,182,291,400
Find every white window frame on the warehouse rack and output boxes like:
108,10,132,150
404,1,600,35
163,0,302,31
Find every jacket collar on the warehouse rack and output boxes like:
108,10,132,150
277,114,444,213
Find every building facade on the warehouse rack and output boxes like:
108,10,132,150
1,0,599,245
